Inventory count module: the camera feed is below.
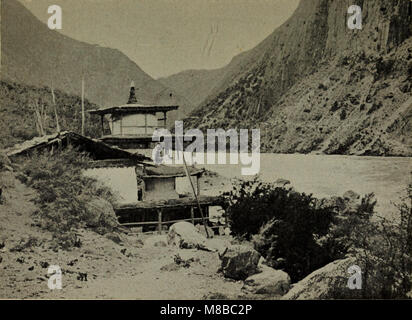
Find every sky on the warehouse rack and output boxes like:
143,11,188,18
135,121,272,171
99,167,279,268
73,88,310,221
18,0,299,78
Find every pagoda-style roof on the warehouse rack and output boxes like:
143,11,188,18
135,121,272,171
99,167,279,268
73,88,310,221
88,104,179,115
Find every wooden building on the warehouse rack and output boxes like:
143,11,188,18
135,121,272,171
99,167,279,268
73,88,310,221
88,82,178,149
87,82,223,233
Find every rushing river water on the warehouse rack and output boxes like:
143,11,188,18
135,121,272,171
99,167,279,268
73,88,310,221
93,149,411,217
197,153,411,217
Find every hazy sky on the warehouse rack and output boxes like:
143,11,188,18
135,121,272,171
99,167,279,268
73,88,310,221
19,0,299,78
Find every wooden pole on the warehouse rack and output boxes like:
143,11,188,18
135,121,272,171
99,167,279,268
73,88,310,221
181,150,210,238
190,206,195,225
50,82,61,133
100,115,104,136
157,209,163,234
81,77,85,136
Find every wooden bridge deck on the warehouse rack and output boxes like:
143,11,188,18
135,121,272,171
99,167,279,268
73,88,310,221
114,195,225,230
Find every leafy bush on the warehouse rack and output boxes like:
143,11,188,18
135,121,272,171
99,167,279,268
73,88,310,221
15,147,118,249
223,178,412,298
222,178,379,282
327,186,412,299
222,177,339,281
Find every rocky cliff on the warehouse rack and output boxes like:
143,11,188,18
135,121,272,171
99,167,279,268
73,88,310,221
184,0,412,156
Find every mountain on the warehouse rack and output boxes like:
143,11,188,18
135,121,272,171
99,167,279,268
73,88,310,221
0,0,191,125
158,68,226,111
0,80,102,149
183,0,412,156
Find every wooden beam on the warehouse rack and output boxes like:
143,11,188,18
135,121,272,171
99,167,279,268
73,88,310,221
81,78,85,136
120,216,212,227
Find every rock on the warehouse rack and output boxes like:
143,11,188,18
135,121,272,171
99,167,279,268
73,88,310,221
144,235,168,247
342,190,362,214
282,257,356,300
84,197,118,229
243,265,291,295
274,178,291,187
343,190,360,202
195,224,214,238
258,256,267,268
167,222,208,250
219,245,260,280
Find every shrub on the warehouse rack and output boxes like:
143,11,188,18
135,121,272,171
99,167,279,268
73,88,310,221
223,177,382,282
222,177,338,281
327,186,412,299
223,177,411,298
15,146,118,249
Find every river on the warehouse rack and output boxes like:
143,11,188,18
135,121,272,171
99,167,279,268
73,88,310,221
197,153,411,217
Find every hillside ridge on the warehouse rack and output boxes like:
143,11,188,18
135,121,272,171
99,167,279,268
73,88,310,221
183,0,412,156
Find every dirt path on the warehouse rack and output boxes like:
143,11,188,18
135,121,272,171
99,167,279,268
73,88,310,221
1,172,245,299
55,243,243,300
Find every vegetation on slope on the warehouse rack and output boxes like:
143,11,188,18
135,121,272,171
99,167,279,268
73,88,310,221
0,80,103,149
13,147,119,250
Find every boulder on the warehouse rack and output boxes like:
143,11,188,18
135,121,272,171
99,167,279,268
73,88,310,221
219,245,260,280
274,178,291,187
342,190,362,213
243,265,291,295
167,221,208,250
282,257,356,300
84,197,118,229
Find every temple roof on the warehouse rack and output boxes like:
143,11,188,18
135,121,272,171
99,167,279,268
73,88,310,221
88,104,179,115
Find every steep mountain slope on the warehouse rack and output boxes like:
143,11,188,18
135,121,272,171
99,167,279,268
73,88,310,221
158,68,226,110
0,80,103,148
184,0,412,156
1,0,191,124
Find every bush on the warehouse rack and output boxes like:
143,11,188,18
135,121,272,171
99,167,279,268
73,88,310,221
222,178,381,283
222,177,338,281
327,186,412,299
223,177,412,298
15,147,118,249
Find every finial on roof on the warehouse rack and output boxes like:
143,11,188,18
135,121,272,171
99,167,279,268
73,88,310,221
127,81,138,104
